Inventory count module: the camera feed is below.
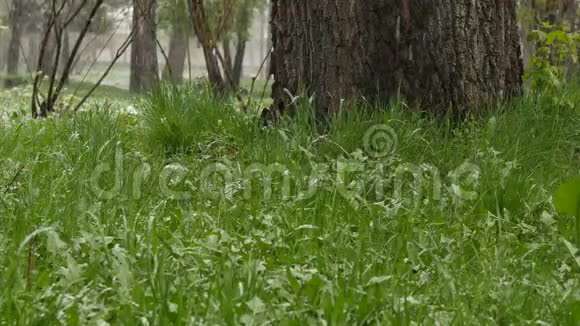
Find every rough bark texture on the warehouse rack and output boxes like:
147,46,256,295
162,30,187,84
130,0,159,93
405,1,523,114
269,0,523,119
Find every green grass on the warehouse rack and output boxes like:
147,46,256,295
0,83,580,324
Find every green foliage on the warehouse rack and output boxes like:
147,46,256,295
525,23,580,91
0,87,580,324
0,83,133,120
140,82,245,155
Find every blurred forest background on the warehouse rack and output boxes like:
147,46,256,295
0,0,270,90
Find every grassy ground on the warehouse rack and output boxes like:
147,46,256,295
0,84,580,324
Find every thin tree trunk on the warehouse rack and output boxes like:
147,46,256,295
187,0,228,94
130,0,159,93
231,34,246,87
5,0,26,87
162,29,188,84
262,5,271,79
0,30,7,71
222,34,245,88
269,0,523,119
201,46,227,94
40,22,57,79
59,30,70,75
27,35,38,74
222,36,233,78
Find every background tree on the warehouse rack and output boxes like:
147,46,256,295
33,0,116,79
4,0,29,87
130,0,159,93
187,0,267,93
66,0,127,74
159,0,190,84
2,0,45,86
0,4,6,70
187,0,231,94
221,0,264,88
268,0,524,121
31,0,135,117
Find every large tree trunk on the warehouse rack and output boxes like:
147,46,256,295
162,30,188,84
130,0,159,93
404,1,523,115
269,0,523,119
5,0,26,87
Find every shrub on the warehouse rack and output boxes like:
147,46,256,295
525,23,580,91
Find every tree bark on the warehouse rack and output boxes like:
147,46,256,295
5,0,26,87
222,34,246,88
222,36,233,78
404,1,523,115
162,29,188,84
28,34,40,73
59,30,70,75
187,0,227,94
201,47,227,94
269,0,523,119
231,34,246,87
39,18,57,79
130,0,159,93
0,34,5,71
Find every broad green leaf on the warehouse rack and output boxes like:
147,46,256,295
547,30,566,45
554,179,580,217
561,237,580,268
246,296,265,314
529,30,547,42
